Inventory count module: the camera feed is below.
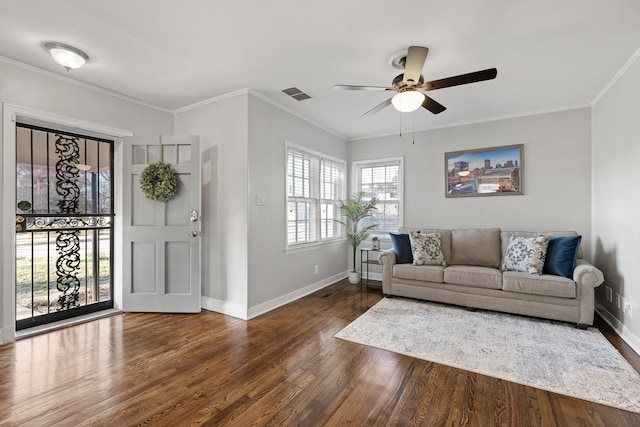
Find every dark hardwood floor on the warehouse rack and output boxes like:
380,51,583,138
1,280,639,426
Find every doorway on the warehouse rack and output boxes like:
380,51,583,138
15,123,114,330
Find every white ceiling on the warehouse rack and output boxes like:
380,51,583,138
1,0,639,140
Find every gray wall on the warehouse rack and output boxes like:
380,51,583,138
0,60,173,135
592,52,640,351
349,108,593,258
247,94,348,310
174,92,349,318
174,93,250,316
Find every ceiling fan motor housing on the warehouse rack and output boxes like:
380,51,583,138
393,73,424,91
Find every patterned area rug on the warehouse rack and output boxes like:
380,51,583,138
335,297,640,413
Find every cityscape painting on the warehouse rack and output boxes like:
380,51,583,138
445,144,524,198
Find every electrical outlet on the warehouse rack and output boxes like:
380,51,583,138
314,265,319,275
605,286,613,302
623,302,633,318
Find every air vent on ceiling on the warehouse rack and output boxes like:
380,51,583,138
282,87,312,101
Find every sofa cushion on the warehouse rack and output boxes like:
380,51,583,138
503,235,550,275
449,228,501,268
409,231,446,266
543,235,582,278
503,271,576,298
393,264,444,283
389,233,413,264
444,265,503,290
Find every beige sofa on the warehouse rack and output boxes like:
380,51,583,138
378,227,605,327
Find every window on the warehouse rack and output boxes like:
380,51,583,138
353,157,403,232
287,143,345,247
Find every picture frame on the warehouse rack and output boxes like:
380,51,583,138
445,144,524,198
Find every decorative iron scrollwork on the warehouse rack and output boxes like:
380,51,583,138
55,135,81,214
54,134,81,310
55,231,81,310
26,216,111,231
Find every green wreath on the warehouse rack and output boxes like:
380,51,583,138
139,162,178,202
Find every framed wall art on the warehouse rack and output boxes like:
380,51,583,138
445,144,523,198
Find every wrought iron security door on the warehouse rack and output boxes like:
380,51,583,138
15,124,114,330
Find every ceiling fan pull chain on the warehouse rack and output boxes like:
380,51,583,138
399,113,402,137
412,115,415,144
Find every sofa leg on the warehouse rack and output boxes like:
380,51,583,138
576,323,589,330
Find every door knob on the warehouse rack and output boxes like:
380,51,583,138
190,210,199,222
185,230,201,238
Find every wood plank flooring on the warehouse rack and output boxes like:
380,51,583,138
1,280,639,426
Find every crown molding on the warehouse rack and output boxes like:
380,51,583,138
347,104,591,142
591,47,640,106
172,89,250,114
0,55,173,114
247,90,347,140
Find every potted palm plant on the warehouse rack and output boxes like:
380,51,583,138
338,192,378,284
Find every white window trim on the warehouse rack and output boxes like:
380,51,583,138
285,141,346,250
351,156,404,234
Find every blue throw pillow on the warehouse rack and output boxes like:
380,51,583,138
543,235,582,278
389,233,413,264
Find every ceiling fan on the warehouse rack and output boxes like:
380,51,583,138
333,46,497,117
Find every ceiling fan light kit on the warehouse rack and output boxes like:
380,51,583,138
334,45,497,117
45,42,89,70
391,91,425,112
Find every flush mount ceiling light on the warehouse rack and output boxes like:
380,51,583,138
45,42,89,71
391,90,425,113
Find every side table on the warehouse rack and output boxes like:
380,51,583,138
360,248,381,289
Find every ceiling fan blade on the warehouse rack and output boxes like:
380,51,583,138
362,98,393,117
403,46,429,85
422,95,447,114
422,68,497,91
333,84,392,91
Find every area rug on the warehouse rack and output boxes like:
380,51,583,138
335,297,640,413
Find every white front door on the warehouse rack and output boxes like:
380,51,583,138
122,135,201,312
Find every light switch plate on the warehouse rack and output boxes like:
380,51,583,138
255,193,266,206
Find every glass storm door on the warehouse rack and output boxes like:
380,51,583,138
15,124,114,330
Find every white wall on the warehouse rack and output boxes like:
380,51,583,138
0,59,173,343
592,51,640,351
173,92,250,318
247,94,348,312
349,108,593,258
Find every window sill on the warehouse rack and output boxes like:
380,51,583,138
286,238,346,254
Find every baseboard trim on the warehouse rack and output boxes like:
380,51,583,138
201,297,248,320
201,271,349,321
596,303,640,356
247,271,348,320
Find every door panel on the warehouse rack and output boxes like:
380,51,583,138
122,135,201,312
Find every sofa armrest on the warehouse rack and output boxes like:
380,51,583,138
378,249,396,295
573,259,605,288
378,249,396,266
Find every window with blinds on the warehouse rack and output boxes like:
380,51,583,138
353,158,403,232
287,144,345,247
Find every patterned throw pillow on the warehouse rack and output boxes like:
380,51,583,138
502,235,550,275
409,231,446,266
